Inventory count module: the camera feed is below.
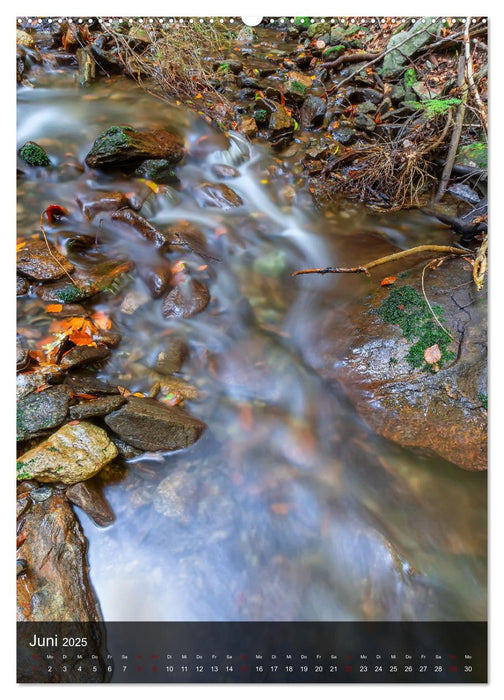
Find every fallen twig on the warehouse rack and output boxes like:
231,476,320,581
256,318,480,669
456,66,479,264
465,20,488,132
39,211,77,285
292,245,472,276
421,259,454,340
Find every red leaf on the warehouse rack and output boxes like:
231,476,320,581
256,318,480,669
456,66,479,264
44,204,68,223
380,276,397,287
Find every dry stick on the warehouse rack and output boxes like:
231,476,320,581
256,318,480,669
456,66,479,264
434,50,468,203
319,52,378,70
421,259,454,340
292,245,472,276
39,212,77,286
464,21,488,133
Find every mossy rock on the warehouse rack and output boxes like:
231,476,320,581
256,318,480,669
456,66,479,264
85,125,184,168
456,142,488,169
19,142,51,167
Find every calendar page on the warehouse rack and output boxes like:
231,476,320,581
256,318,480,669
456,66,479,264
16,12,488,684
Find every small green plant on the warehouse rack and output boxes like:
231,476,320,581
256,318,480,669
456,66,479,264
404,68,416,88
377,285,455,371
423,97,461,118
293,17,310,27
477,392,488,410
217,62,230,74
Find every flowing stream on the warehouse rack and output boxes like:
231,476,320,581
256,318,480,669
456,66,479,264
17,69,486,622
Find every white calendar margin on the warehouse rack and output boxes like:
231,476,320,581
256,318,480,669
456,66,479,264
4,1,501,697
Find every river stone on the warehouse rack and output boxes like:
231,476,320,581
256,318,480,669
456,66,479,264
354,113,376,132
139,261,172,298
332,126,357,145
16,366,64,401
76,190,130,219
69,395,126,420
162,278,210,319
104,396,206,452
17,421,118,484
194,182,243,209
166,222,215,262
112,208,172,249
16,29,35,49
149,335,188,375
65,372,120,395
153,469,197,524
130,158,180,184
211,164,240,179
307,257,487,470
16,339,30,372
269,105,295,135
17,240,74,281
18,141,51,167
300,96,327,129
85,125,184,168
66,479,115,526
17,276,29,295
17,385,72,441
59,344,110,369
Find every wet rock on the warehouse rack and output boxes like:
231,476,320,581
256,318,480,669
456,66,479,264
17,239,74,281
35,277,99,303
269,105,295,136
300,95,327,129
111,208,172,249
17,385,72,441
16,492,101,622
16,29,35,49
347,87,384,105
241,116,258,138
29,486,53,503
66,479,115,526
130,158,180,184
77,47,96,86
16,559,28,577
16,49,26,83
283,80,307,103
69,395,126,420
120,288,150,315
16,276,29,296
332,126,357,145
382,18,444,77
153,469,197,524
211,163,240,179
16,366,64,401
76,190,130,219
85,125,184,169
110,435,142,459
194,182,243,209
354,113,376,132
104,396,206,452
149,335,188,375
139,261,172,298
16,338,30,372
89,39,123,73
213,58,243,74
166,221,216,262
309,257,487,470
357,101,377,115
389,84,406,104
237,74,260,89
59,344,110,369
65,372,120,395
18,141,50,167
17,421,118,484
287,70,313,88
162,278,210,319
92,329,123,347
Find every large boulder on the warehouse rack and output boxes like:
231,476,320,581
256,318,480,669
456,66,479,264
382,18,444,78
308,256,487,470
85,125,184,168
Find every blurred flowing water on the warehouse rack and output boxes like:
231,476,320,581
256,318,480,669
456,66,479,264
17,70,486,622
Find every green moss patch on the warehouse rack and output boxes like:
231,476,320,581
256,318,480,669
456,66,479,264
19,141,51,167
377,285,455,371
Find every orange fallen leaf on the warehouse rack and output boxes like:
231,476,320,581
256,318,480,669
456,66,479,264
74,393,98,400
67,420,81,426
91,310,112,330
424,344,442,365
271,502,291,516
16,242,27,251
117,386,132,397
132,392,145,398
45,304,63,313
380,276,397,287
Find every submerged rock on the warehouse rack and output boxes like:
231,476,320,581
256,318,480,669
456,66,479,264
18,141,50,167
76,190,130,219
139,261,172,298
85,125,184,168
194,182,243,209
66,479,115,526
149,335,188,375
17,421,118,484
17,240,74,281
130,158,180,184
17,385,72,441
309,257,487,470
162,278,210,319
59,344,110,369
111,208,172,249
104,396,205,452
300,95,327,129
153,469,197,524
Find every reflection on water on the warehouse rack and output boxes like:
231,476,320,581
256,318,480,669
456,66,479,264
17,69,486,622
